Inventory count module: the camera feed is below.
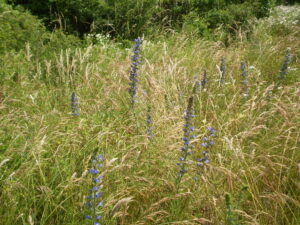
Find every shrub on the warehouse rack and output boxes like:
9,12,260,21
8,0,157,39
0,2,46,54
8,0,273,40
0,2,81,57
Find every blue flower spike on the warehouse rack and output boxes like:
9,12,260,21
196,127,216,179
278,48,292,80
86,154,104,225
128,37,143,106
176,96,195,186
70,92,79,116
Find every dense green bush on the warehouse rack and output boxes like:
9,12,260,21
8,0,273,40
0,2,46,54
8,0,158,39
0,1,81,56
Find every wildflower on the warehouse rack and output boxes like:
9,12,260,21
128,37,142,106
196,127,216,177
240,62,249,97
278,48,292,80
70,92,79,116
220,56,226,84
177,96,195,182
85,154,104,225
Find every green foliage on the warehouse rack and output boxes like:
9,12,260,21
8,0,273,40
1,4,299,225
225,186,249,225
0,2,81,56
0,2,82,83
8,0,158,39
0,2,46,54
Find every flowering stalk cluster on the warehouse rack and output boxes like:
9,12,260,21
278,48,292,80
128,37,142,106
220,56,226,84
86,154,104,225
146,105,154,140
177,96,195,181
196,127,216,176
240,62,249,97
71,92,79,116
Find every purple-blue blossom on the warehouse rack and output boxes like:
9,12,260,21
70,92,79,116
128,37,142,106
177,96,195,182
86,154,104,225
278,48,292,80
195,127,216,179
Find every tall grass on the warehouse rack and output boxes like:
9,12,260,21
0,6,300,225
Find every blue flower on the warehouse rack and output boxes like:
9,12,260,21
201,142,209,148
95,192,103,198
85,154,104,224
177,96,195,183
128,37,143,106
195,127,216,179
90,169,99,174
70,92,79,116
278,48,292,80
91,186,99,192
93,178,101,183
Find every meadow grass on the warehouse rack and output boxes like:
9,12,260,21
0,7,300,225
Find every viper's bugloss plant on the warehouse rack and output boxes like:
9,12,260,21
71,92,79,116
128,37,142,106
176,96,195,185
195,127,216,177
240,62,249,97
220,56,226,84
278,48,292,80
85,154,104,225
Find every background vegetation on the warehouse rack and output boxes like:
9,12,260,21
0,0,299,225
7,0,273,39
